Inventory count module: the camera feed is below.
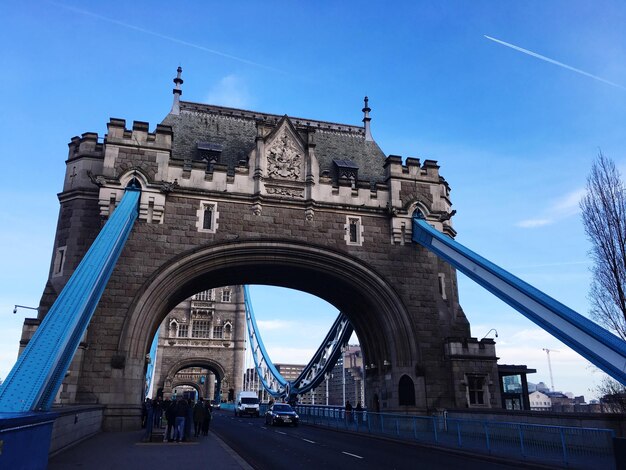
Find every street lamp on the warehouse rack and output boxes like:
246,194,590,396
13,304,39,314
480,329,498,340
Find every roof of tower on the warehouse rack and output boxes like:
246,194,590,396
161,100,387,184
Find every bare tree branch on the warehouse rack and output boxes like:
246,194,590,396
580,152,626,340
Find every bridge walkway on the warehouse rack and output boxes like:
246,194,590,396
48,427,252,470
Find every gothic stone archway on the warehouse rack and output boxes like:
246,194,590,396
151,287,243,403
27,87,500,430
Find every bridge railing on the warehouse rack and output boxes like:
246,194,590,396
295,405,616,469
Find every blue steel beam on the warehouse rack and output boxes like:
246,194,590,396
243,286,352,399
412,216,626,385
244,285,288,398
0,188,140,412
290,313,353,395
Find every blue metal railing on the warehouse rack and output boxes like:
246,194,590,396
296,405,616,469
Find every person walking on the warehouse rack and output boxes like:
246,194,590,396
193,398,206,437
174,397,188,442
142,399,153,442
185,399,194,440
153,397,163,429
355,401,363,426
345,400,353,423
164,399,176,442
202,400,212,436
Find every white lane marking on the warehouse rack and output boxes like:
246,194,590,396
261,426,267,430
342,451,363,459
276,431,287,435
302,438,316,444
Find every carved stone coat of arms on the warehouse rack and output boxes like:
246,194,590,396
266,129,302,180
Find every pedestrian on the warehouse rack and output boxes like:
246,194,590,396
142,398,153,442
193,398,205,437
202,400,212,436
153,397,163,429
345,400,353,423
174,397,188,442
141,398,149,428
164,399,176,442
355,401,363,425
185,399,194,440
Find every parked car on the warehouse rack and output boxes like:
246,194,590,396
265,403,299,427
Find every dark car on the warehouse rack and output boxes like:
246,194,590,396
210,400,221,410
265,403,299,427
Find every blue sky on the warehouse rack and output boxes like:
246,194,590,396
2,1,626,398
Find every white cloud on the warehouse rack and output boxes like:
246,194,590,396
516,218,551,228
516,188,585,228
553,188,587,216
205,75,252,109
256,319,293,331
265,346,317,365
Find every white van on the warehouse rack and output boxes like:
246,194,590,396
235,391,260,417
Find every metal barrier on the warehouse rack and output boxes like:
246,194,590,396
295,406,616,469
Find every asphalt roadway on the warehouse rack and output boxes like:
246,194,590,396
211,412,548,470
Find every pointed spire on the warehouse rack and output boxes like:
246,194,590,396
362,96,373,141
170,66,183,115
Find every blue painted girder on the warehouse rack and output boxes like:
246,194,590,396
243,286,352,399
0,188,140,412
290,312,353,395
412,216,626,385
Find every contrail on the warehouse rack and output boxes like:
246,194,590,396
48,1,283,73
484,35,625,90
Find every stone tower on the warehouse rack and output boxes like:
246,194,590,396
19,68,501,429
151,285,245,402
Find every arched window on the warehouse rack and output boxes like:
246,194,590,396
398,375,416,406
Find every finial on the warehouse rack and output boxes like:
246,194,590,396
362,96,373,142
170,66,184,115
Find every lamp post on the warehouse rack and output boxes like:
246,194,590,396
480,329,498,340
13,304,39,314
342,347,346,406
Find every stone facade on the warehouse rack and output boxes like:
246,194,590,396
150,286,244,403
23,70,500,429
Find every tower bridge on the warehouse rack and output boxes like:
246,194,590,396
0,68,624,468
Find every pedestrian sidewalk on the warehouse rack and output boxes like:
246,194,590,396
48,428,253,469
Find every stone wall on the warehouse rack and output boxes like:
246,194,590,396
48,405,104,456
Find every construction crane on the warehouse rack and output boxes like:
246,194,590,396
542,348,559,392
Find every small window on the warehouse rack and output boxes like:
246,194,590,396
178,324,188,338
438,273,447,299
192,320,211,338
467,375,485,405
197,200,218,233
345,216,363,246
53,246,67,277
194,289,214,301
203,205,214,230
222,290,231,302
213,325,223,339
